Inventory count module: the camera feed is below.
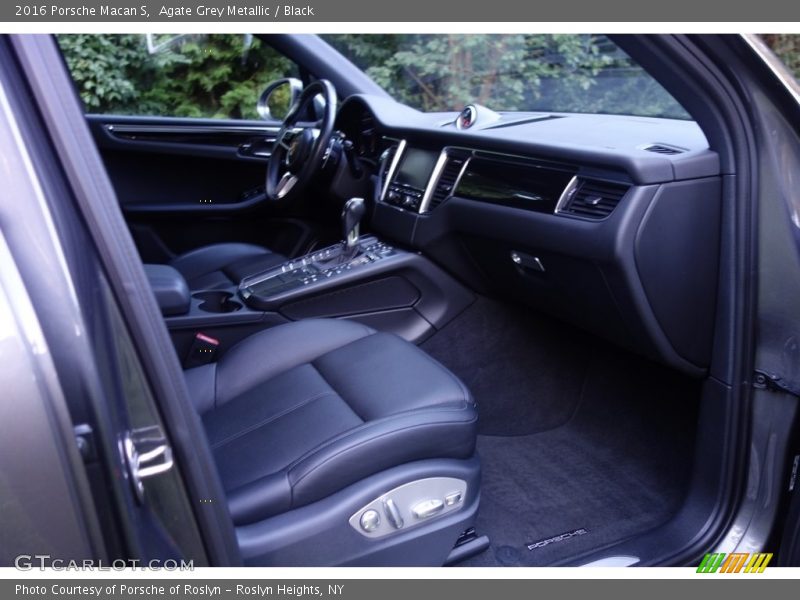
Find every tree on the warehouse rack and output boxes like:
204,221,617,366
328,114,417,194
324,34,689,118
762,34,800,79
58,34,800,121
58,34,295,119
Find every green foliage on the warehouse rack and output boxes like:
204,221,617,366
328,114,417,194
58,34,800,121
58,34,295,119
762,34,800,80
57,34,145,110
324,34,690,119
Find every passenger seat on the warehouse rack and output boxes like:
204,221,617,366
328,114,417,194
185,318,480,566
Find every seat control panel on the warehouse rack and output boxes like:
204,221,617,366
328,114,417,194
349,477,467,539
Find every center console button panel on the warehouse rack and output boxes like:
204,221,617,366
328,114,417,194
385,182,425,211
238,236,397,305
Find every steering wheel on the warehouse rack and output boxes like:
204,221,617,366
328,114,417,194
266,79,337,202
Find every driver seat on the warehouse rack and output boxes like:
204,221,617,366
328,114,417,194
168,242,287,290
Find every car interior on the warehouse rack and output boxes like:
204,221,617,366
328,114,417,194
64,33,731,567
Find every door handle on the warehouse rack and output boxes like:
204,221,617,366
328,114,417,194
122,426,174,503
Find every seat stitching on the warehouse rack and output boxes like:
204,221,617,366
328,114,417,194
408,337,473,404
216,325,377,404
304,324,377,421
212,364,219,411
314,332,472,409
210,390,338,450
311,360,366,422
228,415,478,515
288,416,479,487
284,403,474,470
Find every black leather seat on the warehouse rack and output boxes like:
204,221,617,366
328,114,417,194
169,242,287,290
185,319,478,526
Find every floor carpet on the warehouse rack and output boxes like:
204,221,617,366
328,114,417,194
422,298,701,566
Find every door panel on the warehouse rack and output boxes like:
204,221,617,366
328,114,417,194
89,115,278,211
86,114,313,262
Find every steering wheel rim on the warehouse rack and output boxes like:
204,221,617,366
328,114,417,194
266,79,337,202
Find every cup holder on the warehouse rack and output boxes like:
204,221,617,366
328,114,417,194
193,291,242,313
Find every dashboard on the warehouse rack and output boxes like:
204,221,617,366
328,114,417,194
335,95,723,376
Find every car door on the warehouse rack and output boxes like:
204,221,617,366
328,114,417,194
59,34,315,263
2,33,242,566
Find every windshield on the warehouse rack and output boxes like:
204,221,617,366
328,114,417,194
323,34,691,120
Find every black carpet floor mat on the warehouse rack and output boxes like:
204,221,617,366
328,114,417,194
422,298,701,566
422,298,592,436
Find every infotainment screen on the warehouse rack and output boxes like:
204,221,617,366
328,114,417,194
394,148,439,190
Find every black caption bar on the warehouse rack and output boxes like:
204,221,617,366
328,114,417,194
2,0,800,22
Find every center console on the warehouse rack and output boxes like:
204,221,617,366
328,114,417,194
238,236,398,309
152,195,475,364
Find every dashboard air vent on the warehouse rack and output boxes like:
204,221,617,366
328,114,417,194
643,144,685,155
560,179,629,219
427,151,470,211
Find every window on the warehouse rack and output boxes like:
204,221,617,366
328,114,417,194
58,34,298,119
761,34,800,81
323,34,691,120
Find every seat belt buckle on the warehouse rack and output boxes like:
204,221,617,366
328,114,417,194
184,332,220,368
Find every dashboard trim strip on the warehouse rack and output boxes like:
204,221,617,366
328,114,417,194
418,149,451,214
380,138,407,202
450,153,472,200
554,175,580,215
106,124,282,135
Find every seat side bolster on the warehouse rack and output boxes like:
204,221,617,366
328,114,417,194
226,472,293,526
184,363,218,414
225,407,477,526
286,405,478,510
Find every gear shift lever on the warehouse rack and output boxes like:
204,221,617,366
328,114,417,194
342,197,366,250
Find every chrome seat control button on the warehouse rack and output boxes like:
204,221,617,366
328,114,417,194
445,491,462,506
384,498,404,529
359,509,381,532
412,499,444,520
348,477,467,538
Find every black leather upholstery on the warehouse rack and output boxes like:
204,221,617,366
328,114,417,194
170,243,287,290
185,319,478,526
143,264,191,316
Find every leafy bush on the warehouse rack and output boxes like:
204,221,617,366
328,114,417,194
58,34,800,121
762,34,800,79
58,34,295,119
325,34,689,118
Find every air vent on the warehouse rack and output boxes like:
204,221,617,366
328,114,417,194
643,144,685,155
426,151,470,211
559,179,629,219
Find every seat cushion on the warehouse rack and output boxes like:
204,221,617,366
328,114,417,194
170,242,287,289
186,319,477,525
